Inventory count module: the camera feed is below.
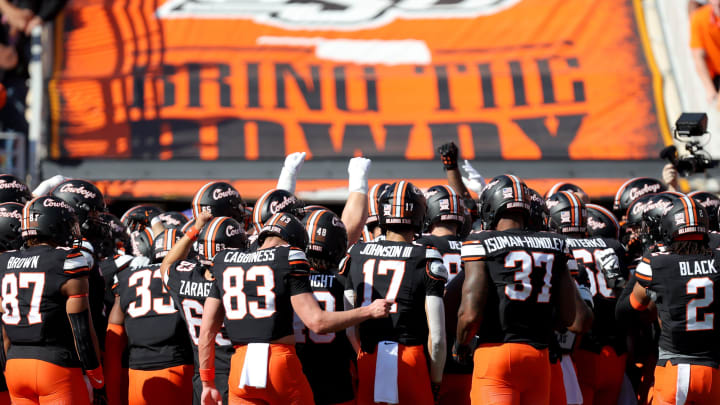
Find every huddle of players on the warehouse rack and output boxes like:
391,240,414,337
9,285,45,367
0,142,717,405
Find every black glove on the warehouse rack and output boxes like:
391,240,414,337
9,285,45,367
437,142,459,170
431,382,441,405
452,340,472,366
93,387,108,405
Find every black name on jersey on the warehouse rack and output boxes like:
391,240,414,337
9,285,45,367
565,238,608,249
309,274,334,289
179,280,213,297
484,235,564,255
679,260,718,277
223,250,275,264
448,240,462,250
7,255,40,269
358,244,413,258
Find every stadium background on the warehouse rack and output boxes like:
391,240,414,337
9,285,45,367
5,0,719,212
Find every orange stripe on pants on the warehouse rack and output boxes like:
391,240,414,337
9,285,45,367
5,358,90,405
128,364,193,405
573,346,626,405
652,361,720,405
228,344,314,405
470,343,551,405
356,344,433,405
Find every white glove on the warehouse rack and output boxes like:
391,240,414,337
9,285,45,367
348,157,372,194
460,160,486,195
595,248,620,274
276,152,306,193
32,174,68,196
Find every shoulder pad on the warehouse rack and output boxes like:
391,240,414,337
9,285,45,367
428,260,448,281
425,247,442,261
635,261,652,279
114,254,134,271
461,240,486,259
130,256,150,269
288,248,308,262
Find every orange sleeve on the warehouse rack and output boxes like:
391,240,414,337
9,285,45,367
104,324,129,405
690,8,705,49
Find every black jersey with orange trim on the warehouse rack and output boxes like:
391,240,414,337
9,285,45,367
416,234,463,284
164,258,233,373
461,229,571,349
209,246,312,344
0,245,89,367
113,263,194,370
566,236,629,354
100,255,133,319
294,268,355,405
635,251,720,366
339,240,447,352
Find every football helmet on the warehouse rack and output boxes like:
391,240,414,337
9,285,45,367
0,202,23,251
546,191,587,235
544,182,586,199
157,211,189,230
366,183,390,230
688,191,720,232
98,212,129,257
51,179,108,245
528,188,548,232
423,185,465,233
195,216,247,264
660,195,709,245
478,175,530,230
252,189,304,233
129,228,154,258
258,212,308,250
0,174,31,203
121,204,164,232
642,192,681,246
21,196,79,247
378,181,427,232
613,177,666,217
152,228,184,263
302,209,348,266
586,204,620,240
191,181,246,223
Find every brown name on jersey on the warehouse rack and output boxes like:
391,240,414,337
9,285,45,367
679,260,718,277
7,256,40,269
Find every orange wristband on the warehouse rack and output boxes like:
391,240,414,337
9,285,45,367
630,293,648,312
185,226,200,241
86,365,105,389
199,368,215,382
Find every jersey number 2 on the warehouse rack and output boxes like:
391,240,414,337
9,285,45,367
687,277,714,331
504,251,553,302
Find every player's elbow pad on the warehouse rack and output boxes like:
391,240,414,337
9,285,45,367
69,309,101,371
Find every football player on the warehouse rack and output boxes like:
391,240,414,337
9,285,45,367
199,212,391,404
161,214,246,405
1,196,105,404
295,209,356,405
456,175,579,405
620,195,720,404
342,181,448,405
0,202,23,405
181,181,246,236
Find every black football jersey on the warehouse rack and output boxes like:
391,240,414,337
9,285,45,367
636,251,720,366
165,258,234,373
442,269,473,374
0,245,89,367
113,263,194,370
416,234,463,284
294,269,355,405
210,246,312,344
461,229,571,349
566,237,628,353
339,240,447,352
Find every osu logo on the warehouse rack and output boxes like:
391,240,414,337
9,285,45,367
156,0,522,29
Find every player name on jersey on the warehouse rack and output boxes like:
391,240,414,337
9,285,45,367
679,259,717,276
565,237,609,249
6,255,40,269
222,250,275,263
179,280,213,297
483,235,565,254
309,274,335,289
447,240,462,251
358,244,414,258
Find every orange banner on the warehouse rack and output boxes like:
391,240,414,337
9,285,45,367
52,0,668,161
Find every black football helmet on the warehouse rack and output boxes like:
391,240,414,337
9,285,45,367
191,181,246,224
157,211,189,230
252,189,304,233
478,175,530,230
302,209,348,267
642,192,681,246
21,196,80,247
129,228,154,258
152,228,184,263
528,188,548,231
586,204,620,240
121,204,164,232
366,183,390,230
546,191,587,235
378,181,427,232
423,185,465,233
258,212,308,250
544,182,586,199
613,177,666,217
98,212,130,254
0,174,31,203
195,216,247,264
0,202,23,251
689,191,720,232
51,179,109,246
660,195,709,245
